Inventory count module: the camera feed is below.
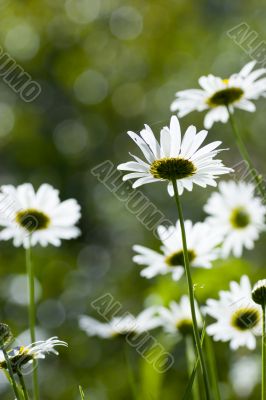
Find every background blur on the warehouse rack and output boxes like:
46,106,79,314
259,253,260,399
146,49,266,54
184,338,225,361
0,0,265,399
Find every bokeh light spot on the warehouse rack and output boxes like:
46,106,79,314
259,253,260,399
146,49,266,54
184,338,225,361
53,119,88,155
65,0,101,24
74,69,108,105
5,24,40,60
110,6,143,40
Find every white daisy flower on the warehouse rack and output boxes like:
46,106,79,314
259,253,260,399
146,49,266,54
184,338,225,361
171,61,266,128
204,275,262,350
0,183,81,248
204,180,266,258
133,220,222,281
0,337,67,373
117,116,232,196
79,307,161,339
158,296,202,336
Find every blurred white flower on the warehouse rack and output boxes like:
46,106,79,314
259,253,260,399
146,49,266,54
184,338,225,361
158,296,202,336
204,180,266,257
230,355,260,398
204,275,262,350
133,220,222,281
79,307,161,338
0,183,81,248
117,116,232,196
171,61,266,128
0,337,67,372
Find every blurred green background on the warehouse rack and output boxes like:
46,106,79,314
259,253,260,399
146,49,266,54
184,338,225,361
0,0,265,399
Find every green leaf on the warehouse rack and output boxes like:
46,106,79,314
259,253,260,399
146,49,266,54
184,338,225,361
79,386,86,400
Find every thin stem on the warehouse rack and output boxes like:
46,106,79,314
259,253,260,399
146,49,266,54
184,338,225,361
124,342,139,400
262,304,266,400
185,336,200,400
205,335,221,400
2,347,22,400
26,244,39,400
172,179,211,400
18,372,30,400
226,106,265,200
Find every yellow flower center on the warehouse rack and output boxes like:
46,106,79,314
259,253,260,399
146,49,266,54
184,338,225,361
230,207,250,229
165,249,196,267
231,308,260,331
176,318,194,336
207,87,244,107
16,208,50,232
150,158,197,181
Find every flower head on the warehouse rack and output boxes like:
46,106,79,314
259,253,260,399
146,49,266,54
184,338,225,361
0,337,67,373
204,275,262,350
117,116,232,196
158,296,202,336
0,323,13,347
252,279,266,306
133,220,222,281
79,307,161,339
204,180,266,257
0,183,81,248
171,61,266,128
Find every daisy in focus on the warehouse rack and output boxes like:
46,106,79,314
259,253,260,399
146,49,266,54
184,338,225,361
79,307,161,339
204,180,266,258
0,183,81,248
204,275,262,350
0,337,67,373
133,220,222,281
171,61,266,128
158,296,202,336
117,116,232,196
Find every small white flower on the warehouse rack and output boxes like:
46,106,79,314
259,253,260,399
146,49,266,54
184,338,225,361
0,183,81,248
133,220,222,281
204,180,266,257
230,355,260,398
0,337,67,372
158,296,202,336
171,61,266,128
79,307,161,339
204,275,262,350
117,116,232,196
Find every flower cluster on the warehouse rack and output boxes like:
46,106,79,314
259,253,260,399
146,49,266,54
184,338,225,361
0,59,266,400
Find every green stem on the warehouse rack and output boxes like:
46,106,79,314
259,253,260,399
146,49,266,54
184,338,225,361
227,106,265,200
18,371,30,400
205,335,221,400
124,342,139,400
172,179,211,400
26,244,39,400
262,304,266,400
185,336,200,400
2,347,22,400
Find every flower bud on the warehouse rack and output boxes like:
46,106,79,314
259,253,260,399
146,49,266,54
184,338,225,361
0,323,13,347
252,280,266,306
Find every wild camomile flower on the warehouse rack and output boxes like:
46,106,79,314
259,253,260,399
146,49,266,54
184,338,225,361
0,183,81,248
133,220,222,281
158,296,202,336
204,180,266,258
0,337,67,373
204,275,262,350
79,307,161,339
171,61,266,128
117,116,232,196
